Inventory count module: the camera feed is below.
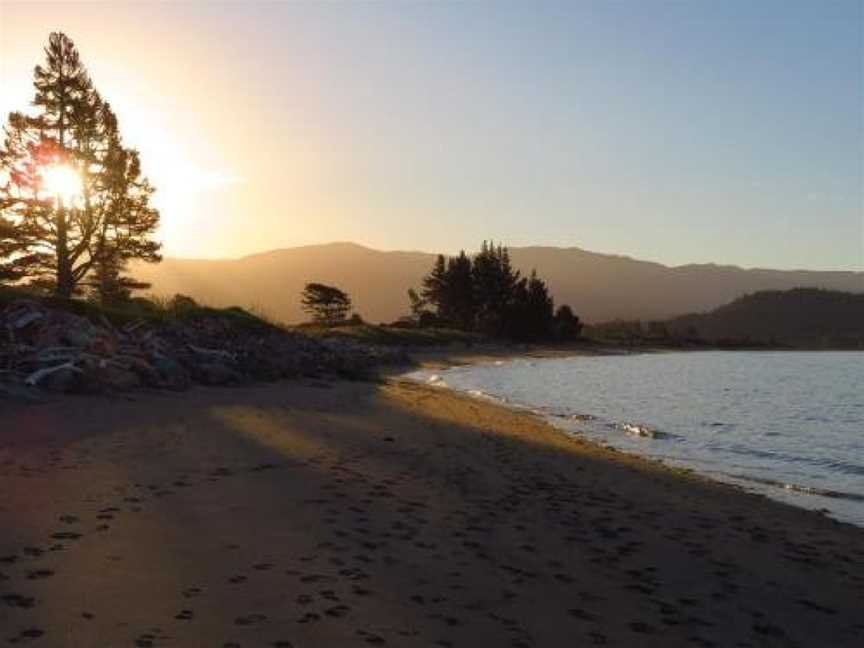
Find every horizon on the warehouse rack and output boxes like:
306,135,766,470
2,1,862,272
157,239,864,275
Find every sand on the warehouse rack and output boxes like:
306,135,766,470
0,376,862,647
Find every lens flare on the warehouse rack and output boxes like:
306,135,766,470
41,164,83,203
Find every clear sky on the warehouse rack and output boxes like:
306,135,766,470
1,1,861,270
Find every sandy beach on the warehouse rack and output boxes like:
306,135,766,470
1,376,862,647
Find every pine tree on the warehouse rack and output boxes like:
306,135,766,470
0,32,161,298
421,254,448,315
472,241,520,336
0,214,24,281
525,270,555,339
414,242,564,342
444,251,475,329
88,255,151,307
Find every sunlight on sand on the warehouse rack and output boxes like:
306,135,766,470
209,406,328,460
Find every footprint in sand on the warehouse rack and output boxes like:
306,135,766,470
26,569,54,580
7,627,45,643
356,630,387,645
297,612,321,624
324,605,350,618
2,593,36,609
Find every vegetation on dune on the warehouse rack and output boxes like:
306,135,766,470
0,284,275,332
297,320,483,348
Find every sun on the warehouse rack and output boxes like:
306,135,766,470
41,164,83,203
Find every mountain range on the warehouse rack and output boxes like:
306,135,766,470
130,242,863,324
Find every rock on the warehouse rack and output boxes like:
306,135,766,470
97,366,140,391
1,298,392,398
192,362,242,386
41,366,100,394
152,357,191,390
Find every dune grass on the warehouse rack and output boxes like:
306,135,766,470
295,321,483,347
1,285,481,346
0,285,277,332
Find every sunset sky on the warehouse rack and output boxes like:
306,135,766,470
1,1,861,270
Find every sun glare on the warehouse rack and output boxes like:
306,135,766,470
41,164,83,203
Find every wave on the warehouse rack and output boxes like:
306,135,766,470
426,374,447,387
620,422,667,440
728,473,864,502
403,353,864,527
721,445,864,477
467,389,508,404
535,407,597,422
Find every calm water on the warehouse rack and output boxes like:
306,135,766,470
409,351,864,526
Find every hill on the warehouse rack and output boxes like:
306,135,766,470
130,242,863,324
666,288,864,348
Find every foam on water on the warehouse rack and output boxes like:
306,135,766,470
407,351,864,526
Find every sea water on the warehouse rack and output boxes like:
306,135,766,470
409,351,864,526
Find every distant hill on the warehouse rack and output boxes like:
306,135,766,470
666,289,864,348
130,242,863,324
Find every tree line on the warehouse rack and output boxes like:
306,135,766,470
0,32,160,304
408,242,581,342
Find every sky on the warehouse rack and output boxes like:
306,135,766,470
1,1,861,270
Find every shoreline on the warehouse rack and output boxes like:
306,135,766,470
1,376,862,646
388,375,864,531
395,348,864,529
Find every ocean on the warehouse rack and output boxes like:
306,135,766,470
409,351,864,526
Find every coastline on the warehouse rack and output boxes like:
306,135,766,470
388,341,631,374
1,376,862,646
397,348,864,527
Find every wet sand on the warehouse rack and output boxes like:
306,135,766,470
0,378,862,647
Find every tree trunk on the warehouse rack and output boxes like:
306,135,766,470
54,91,73,298
55,199,73,298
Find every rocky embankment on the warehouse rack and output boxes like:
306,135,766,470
0,300,408,400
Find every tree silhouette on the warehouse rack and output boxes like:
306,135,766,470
414,242,578,342
406,288,430,324
472,241,520,336
444,251,475,329
420,254,448,315
553,304,582,341
0,32,161,298
88,254,150,307
301,283,352,324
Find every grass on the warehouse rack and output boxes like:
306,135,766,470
0,285,279,332
1,285,480,346
295,322,484,347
